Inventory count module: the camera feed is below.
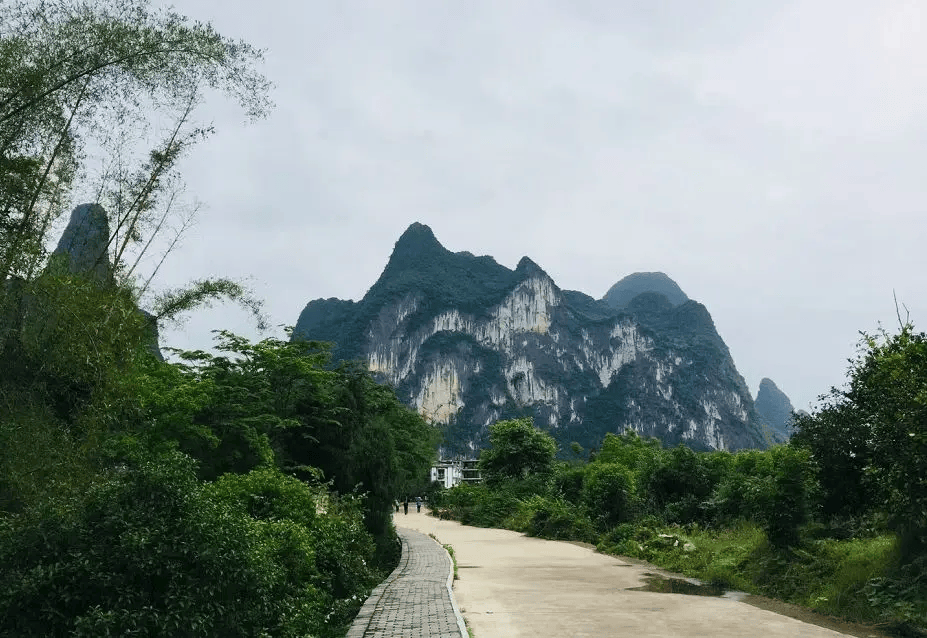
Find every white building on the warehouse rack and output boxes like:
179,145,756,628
430,459,481,488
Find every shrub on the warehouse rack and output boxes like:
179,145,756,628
0,449,379,637
582,462,636,531
515,496,596,542
552,463,585,503
646,445,727,524
0,450,292,636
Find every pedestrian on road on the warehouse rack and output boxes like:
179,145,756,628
403,498,409,515
394,499,399,513
415,496,422,513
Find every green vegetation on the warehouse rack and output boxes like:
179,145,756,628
430,534,459,581
0,1,439,635
0,319,439,635
434,330,927,636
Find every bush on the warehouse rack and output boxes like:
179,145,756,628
0,450,286,636
646,445,728,524
514,496,596,542
582,463,636,531
0,449,379,637
203,466,381,623
479,418,556,486
552,463,585,503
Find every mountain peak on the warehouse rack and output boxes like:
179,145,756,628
387,222,447,268
515,256,547,279
395,222,442,249
602,271,688,310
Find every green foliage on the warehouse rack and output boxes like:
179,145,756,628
864,554,927,631
707,446,815,548
793,323,927,558
582,462,637,531
479,417,557,486
0,0,271,281
126,332,438,561
1,449,301,636
646,445,716,523
595,430,663,470
552,463,585,503
791,404,875,518
518,495,596,542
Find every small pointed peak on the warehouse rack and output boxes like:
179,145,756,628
50,203,112,284
398,222,438,243
515,256,547,278
389,222,447,264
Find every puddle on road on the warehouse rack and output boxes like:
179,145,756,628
628,572,729,597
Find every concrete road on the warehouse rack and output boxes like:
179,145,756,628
396,513,856,638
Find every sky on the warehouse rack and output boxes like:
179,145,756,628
141,0,924,412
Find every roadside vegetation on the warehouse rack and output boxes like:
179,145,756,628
432,323,927,636
0,1,438,635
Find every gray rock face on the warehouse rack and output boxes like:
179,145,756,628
47,203,162,360
754,377,795,441
51,203,112,283
294,223,768,454
603,272,689,310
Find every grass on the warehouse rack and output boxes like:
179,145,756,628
596,521,915,629
429,533,459,580
434,488,926,634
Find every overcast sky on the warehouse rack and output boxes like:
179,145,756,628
146,0,925,412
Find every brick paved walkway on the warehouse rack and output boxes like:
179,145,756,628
346,527,467,638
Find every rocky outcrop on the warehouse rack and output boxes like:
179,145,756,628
294,223,767,454
754,377,795,441
50,203,112,284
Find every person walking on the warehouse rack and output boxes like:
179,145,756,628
403,498,409,515
415,496,422,513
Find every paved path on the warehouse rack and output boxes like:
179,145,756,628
346,525,467,638
397,512,860,638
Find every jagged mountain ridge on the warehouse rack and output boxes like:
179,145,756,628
294,223,768,453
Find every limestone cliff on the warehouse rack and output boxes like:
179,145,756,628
294,223,767,454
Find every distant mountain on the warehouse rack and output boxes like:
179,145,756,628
603,272,689,310
754,378,795,441
294,223,768,454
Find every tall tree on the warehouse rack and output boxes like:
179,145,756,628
479,418,557,485
792,322,927,556
0,0,271,282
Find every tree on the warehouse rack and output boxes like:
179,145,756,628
0,0,272,519
582,462,636,530
792,322,927,557
0,0,271,283
790,402,873,518
479,418,557,485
